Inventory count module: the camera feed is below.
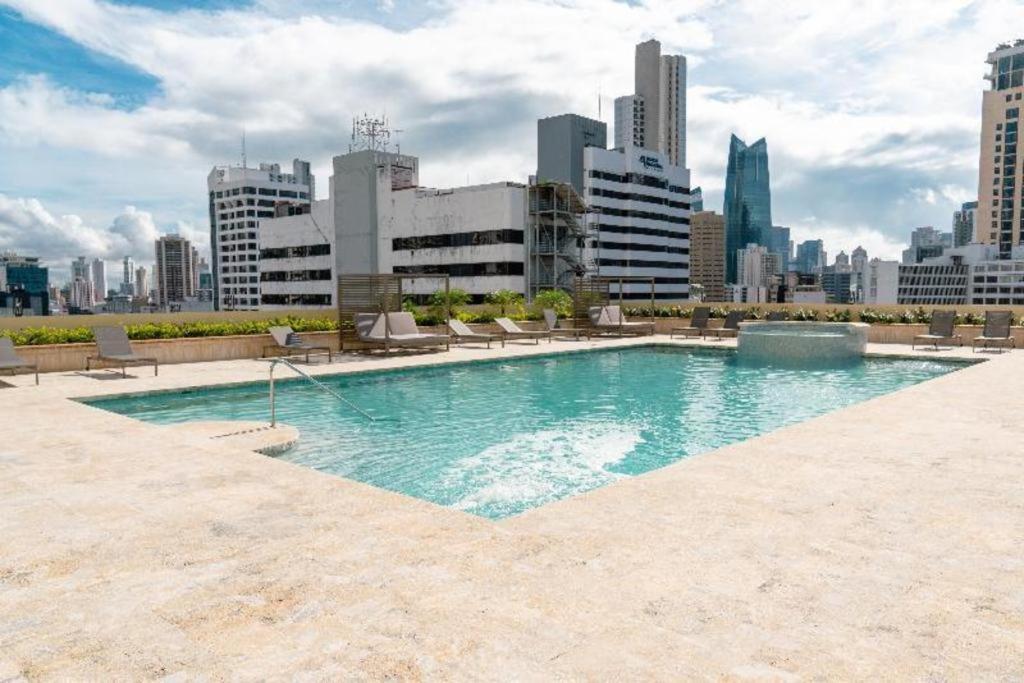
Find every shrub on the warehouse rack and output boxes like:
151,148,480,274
533,289,573,318
486,289,525,317
824,308,852,323
1,315,339,346
792,308,819,321
428,288,471,321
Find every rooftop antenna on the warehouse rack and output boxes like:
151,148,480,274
597,85,602,120
241,128,247,169
349,114,392,153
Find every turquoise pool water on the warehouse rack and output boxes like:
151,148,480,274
86,347,960,519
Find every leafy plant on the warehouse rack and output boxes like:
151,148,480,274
486,289,525,317
427,288,471,321
824,308,852,323
792,308,819,321
533,289,573,318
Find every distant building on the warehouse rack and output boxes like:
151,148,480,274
902,226,953,264
688,211,726,302
207,159,314,310
91,258,107,303
768,225,790,274
851,246,868,273
537,113,607,196
120,256,135,296
897,245,976,305
822,269,855,303
977,40,1024,256
154,234,198,310
731,243,779,303
953,200,978,248
864,259,899,304
794,239,826,274
724,135,772,282
134,266,149,302
614,39,687,167
689,186,703,213
0,252,49,316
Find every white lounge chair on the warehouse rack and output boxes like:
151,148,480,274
354,312,450,352
588,305,655,336
494,317,551,345
447,319,498,348
86,326,158,377
263,325,332,362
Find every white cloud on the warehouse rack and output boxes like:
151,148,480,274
1,0,1022,267
0,194,207,278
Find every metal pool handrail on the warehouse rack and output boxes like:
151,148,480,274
261,357,378,425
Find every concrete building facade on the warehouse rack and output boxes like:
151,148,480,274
864,259,899,305
154,234,198,310
537,114,608,195
259,200,334,310
584,145,690,300
207,159,313,310
615,39,687,168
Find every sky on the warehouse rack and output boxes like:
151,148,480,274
0,0,1020,282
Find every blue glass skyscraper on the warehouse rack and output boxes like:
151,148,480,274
723,135,772,283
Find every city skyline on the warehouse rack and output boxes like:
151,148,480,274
1,1,1023,274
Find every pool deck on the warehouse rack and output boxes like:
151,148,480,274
1,336,1022,679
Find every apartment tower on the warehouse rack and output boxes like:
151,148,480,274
614,39,687,168
688,211,726,302
978,40,1024,257
154,234,197,309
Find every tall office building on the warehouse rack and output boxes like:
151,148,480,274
0,253,49,316
690,186,703,212
207,159,314,310
902,226,953,264
851,246,868,274
977,40,1024,257
536,114,607,195
584,145,690,299
614,39,687,167
954,200,978,247
121,256,135,295
724,135,772,282
768,225,790,274
688,211,725,302
90,258,107,302
794,239,826,274
154,234,197,309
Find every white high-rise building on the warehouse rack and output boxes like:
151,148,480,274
135,266,149,301
206,159,314,310
614,39,687,168
864,258,899,304
583,145,690,300
91,258,107,302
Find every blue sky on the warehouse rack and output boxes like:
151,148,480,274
0,0,1019,279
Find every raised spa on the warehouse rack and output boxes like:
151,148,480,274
737,321,869,364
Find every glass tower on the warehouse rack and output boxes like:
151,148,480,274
724,135,773,283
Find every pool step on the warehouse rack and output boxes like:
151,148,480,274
164,420,299,456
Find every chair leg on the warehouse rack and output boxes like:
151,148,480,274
122,364,126,378
35,368,39,385
154,361,159,377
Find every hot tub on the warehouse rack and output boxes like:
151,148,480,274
737,321,869,365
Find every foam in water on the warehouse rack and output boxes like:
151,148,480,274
443,420,643,517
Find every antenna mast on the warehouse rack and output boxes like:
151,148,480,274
349,114,393,153
241,128,247,169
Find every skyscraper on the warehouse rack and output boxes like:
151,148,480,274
690,186,703,212
794,240,826,274
121,256,135,295
723,135,772,283
135,266,149,301
154,234,197,309
768,225,790,274
953,200,978,247
977,40,1024,257
91,258,107,303
614,39,687,167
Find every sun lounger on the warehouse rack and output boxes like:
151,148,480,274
494,317,551,345
86,326,158,377
670,306,710,338
912,311,962,350
543,309,589,340
588,305,655,336
704,310,746,340
263,326,332,362
0,337,38,385
354,312,450,352
972,311,1015,352
447,319,497,347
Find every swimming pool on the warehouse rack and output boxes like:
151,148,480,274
86,346,962,519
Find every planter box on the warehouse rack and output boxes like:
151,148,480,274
13,331,339,373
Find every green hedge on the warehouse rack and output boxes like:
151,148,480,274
1,316,338,346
